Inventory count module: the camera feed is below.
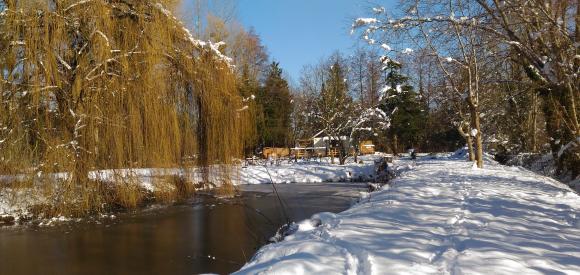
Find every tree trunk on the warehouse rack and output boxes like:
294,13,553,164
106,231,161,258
390,135,399,156
467,135,476,162
531,91,538,152
457,121,475,162
339,144,346,165
473,121,484,168
468,97,484,168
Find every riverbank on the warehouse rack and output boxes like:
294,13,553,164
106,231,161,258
235,156,580,274
0,155,381,224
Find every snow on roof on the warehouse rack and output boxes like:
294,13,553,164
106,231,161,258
314,136,348,141
311,130,325,139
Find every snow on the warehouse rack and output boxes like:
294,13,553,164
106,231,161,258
237,157,377,184
557,136,580,158
372,7,385,14
470,128,478,137
381,44,392,51
236,156,580,274
64,0,93,12
93,155,378,187
0,188,35,222
506,152,579,190
353,18,378,28
0,155,382,220
242,94,256,102
38,216,72,227
395,84,403,94
153,3,233,65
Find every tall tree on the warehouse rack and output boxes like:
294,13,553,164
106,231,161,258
380,60,427,153
316,54,353,163
258,62,292,147
0,0,246,215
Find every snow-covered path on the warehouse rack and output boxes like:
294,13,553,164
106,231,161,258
235,158,580,274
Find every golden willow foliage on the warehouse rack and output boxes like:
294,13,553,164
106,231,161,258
0,0,250,216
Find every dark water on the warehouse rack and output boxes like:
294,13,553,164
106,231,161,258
0,183,366,275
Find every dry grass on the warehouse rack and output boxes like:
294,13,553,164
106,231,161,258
213,183,237,198
28,178,110,218
152,174,196,203
152,177,178,204
113,179,146,209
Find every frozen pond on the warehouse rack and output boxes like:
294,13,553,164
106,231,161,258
0,183,367,275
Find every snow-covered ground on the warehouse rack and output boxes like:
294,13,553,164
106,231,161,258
235,156,580,274
236,156,377,184
505,152,579,192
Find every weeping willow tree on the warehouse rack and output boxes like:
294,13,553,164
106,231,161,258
0,0,250,216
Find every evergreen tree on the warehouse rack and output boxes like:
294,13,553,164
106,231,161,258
316,54,353,163
257,62,292,147
318,55,353,131
380,60,427,153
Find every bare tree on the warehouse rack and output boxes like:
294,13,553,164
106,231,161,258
354,0,579,173
353,1,488,167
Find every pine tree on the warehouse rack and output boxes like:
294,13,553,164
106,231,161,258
257,62,292,147
380,60,426,153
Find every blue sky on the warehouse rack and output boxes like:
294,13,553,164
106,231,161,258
180,1,396,82
236,0,390,82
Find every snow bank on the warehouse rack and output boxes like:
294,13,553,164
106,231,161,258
449,146,497,163
88,155,380,186
0,187,41,222
235,158,377,185
505,153,578,191
235,158,580,274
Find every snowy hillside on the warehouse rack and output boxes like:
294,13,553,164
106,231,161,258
235,157,580,274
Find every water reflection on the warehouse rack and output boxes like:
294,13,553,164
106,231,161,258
0,183,366,275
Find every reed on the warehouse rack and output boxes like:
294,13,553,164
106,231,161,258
113,178,145,209
152,174,196,203
0,0,251,217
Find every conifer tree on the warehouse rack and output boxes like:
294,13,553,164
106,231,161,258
257,62,292,147
380,60,426,153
